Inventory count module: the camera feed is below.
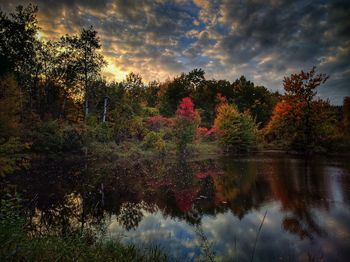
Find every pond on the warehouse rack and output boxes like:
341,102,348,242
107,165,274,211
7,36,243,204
3,153,350,261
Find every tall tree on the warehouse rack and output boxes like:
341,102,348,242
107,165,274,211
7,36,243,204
0,4,39,114
283,67,329,151
267,67,335,152
343,96,350,135
75,26,105,118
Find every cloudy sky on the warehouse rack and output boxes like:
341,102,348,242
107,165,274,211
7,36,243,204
1,0,349,104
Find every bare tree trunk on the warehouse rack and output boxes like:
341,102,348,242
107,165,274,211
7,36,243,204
84,44,89,119
102,96,108,122
85,96,89,118
60,96,67,119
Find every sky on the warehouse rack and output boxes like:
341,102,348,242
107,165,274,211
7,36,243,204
1,0,349,104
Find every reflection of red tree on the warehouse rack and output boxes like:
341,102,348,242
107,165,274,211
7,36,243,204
175,187,199,213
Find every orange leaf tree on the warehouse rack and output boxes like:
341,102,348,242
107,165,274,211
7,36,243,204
267,67,337,152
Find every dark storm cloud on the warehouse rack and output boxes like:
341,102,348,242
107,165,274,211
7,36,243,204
1,0,349,103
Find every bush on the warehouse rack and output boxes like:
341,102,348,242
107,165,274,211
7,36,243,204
0,137,30,177
31,121,63,153
145,115,174,132
214,103,258,153
61,125,84,152
30,121,84,153
84,122,113,143
143,131,166,154
196,126,218,142
141,106,159,117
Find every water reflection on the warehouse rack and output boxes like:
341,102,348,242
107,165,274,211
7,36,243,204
3,153,350,261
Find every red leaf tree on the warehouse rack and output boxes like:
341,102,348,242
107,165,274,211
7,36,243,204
174,97,200,154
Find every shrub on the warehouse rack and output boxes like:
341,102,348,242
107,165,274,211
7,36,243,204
113,115,147,143
0,137,30,177
196,126,218,141
196,127,209,140
129,116,147,140
143,131,166,153
31,121,63,153
145,115,174,132
30,121,85,153
214,103,258,152
141,106,159,117
61,125,84,152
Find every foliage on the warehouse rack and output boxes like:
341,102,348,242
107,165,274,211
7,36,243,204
196,127,218,142
141,106,159,117
173,97,200,154
231,76,280,127
30,121,84,153
214,103,258,152
266,67,337,153
0,74,21,141
0,4,348,157
142,131,166,154
146,115,174,132
342,96,350,136
0,137,30,177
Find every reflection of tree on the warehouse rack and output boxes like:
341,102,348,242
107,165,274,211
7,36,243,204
267,158,328,239
212,157,270,219
117,202,144,231
8,154,339,241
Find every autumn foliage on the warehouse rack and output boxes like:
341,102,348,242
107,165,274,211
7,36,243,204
214,103,257,152
266,67,337,152
173,97,200,153
176,97,199,120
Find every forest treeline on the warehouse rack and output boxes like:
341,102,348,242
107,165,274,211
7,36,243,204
1,4,350,166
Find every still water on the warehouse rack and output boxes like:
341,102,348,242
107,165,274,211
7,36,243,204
5,153,350,261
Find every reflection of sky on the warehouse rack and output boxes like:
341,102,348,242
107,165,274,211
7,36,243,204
107,200,350,261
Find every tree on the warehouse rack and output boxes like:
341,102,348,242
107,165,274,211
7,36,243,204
75,26,105,118
343,97,350,135
123,72,145,112
214,103,257,153
231,76,279,127
267,67,336,152
0,74,21,141
0,4,39,114
173,97,200,154
144,80,160,107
